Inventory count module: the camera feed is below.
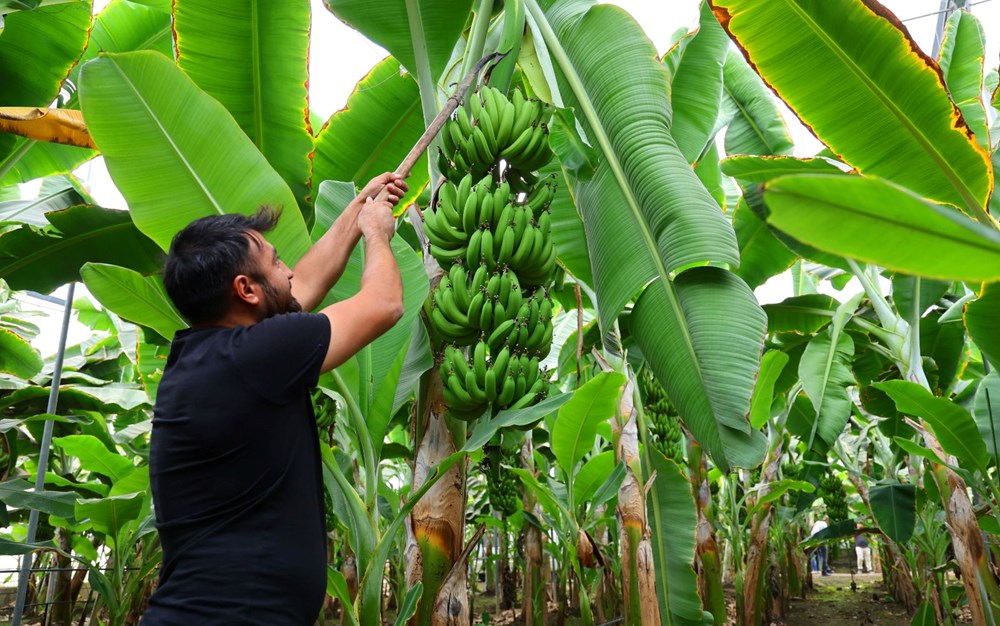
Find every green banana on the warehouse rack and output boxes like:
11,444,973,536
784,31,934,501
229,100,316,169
465,229,483,268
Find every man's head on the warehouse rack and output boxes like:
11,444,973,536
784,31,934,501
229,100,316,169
164,207,301,325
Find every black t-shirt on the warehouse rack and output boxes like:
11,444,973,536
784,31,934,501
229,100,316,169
142,313,331,625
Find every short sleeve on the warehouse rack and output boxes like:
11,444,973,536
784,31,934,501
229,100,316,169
229,312,331,402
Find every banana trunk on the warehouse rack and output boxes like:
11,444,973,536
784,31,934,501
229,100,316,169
616,377,660,626
408,371,468,626
522,437,547,626
687,442,726,625
741,448,780,626
925,440,1000,626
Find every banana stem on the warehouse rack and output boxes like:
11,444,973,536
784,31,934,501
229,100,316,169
377,53,504,206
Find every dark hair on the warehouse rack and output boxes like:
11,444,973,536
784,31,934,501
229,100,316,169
163,206,281,324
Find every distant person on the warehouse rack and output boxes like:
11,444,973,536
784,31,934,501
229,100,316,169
142,173,408,625
809,516,832,576
855,523,872,574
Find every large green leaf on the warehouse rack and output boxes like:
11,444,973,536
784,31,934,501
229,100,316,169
529,1,761,471
53,435,134,482
2,1,170,186
762,294,837,334
731,197,796,289
973,372,1000,462
0,2,92,182
720,50,793,157
551,372,624,476
74,492,144,541
797,294,858,448
465,392,573,451
709,0,993,216
869,483,916,544
79,51,313,263
964,281,1000,371
647,451,704,624
572,449,613,505
875,380,989,472
0,184,85,226
749,350,788,429
632,268,767,470
0,478,76,519
541,161,592,286
763,174,1000,283
322,0,471,81
0,328,43,379
918,312,964,395
534,2,738,331
0,2,91,106
312,58,427,211
175,0,313,213
0,205,163,293
911,602,936,626
80,263,188,340
669,0,728,164
720,155,843,183
937,10,990,150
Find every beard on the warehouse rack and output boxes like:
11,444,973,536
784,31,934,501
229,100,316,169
260,278,302,318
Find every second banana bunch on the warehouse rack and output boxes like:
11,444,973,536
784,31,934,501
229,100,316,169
425,85,558,420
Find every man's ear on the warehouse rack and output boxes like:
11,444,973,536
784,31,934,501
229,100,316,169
232,274,261,305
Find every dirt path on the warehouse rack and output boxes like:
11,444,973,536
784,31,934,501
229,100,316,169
785,571,911,626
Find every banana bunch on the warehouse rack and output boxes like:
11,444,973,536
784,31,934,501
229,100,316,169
438,86,554,181
428,262,555,355
311,390,338,432
441,342,548,420
427,84,561,422
819,472,849,522
482,445,521,517
425,173,513,269
641,370,683,461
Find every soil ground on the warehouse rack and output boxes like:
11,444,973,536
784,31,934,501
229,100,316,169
785,571,910,626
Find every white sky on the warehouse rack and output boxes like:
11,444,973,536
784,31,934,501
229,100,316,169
27,0,1000,354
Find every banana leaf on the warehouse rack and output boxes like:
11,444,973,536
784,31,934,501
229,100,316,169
530,0,764,470
708,0,993,217
322,0,472,82
0,1,91,106
80,263,187,340
937,10,990,150
669,0,728,164
79,51,313,263
0,204,163,294
720,49,793,157
312,57,427,212
763,174,1000,283
175,0,313,214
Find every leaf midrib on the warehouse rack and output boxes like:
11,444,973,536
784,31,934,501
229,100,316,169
105,55,225,215
87,266,185,332
769,186,1000,257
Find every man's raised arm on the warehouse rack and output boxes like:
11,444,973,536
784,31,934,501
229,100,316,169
291,172,408,311
317,196,405,373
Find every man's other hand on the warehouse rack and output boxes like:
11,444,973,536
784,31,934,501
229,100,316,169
358,197,396,240
356,172,409,207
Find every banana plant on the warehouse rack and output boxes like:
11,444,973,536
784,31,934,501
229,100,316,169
708,1,1000,620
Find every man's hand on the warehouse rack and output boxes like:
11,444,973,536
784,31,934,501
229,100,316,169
290,172,407,312
354,172,409,209
358,197,397,240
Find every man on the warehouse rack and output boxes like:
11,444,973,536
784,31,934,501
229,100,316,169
809,515,831,576
855,523,872,574
142,173,408,625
